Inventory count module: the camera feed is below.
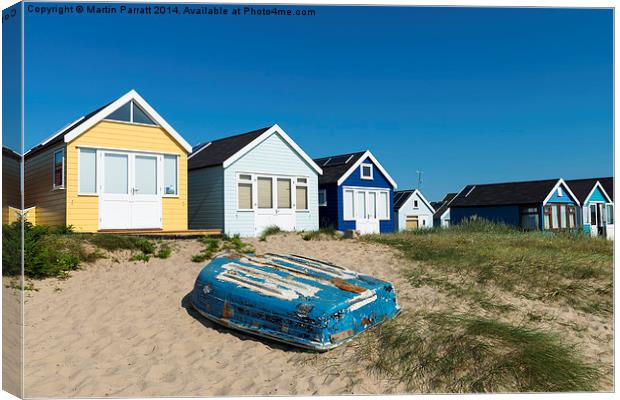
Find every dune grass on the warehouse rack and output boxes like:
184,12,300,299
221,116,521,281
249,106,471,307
352,311,600,393
301,227,342,241
259,225,283,241
191,235,255,262
365,220,613,315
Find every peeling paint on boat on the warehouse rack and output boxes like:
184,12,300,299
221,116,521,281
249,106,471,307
190,253,400,351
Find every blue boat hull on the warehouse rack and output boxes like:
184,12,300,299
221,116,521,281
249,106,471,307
190,253,401,351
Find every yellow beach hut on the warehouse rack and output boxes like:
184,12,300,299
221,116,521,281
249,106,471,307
24,90,191,232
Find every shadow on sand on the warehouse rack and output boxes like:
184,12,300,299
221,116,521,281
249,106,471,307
180,292,309,353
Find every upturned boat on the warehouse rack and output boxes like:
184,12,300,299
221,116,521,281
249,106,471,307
190,253,400,351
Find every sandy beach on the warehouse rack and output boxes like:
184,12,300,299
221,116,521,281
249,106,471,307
19,233,613,397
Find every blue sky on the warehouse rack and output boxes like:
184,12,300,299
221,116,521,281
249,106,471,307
19,4,613,201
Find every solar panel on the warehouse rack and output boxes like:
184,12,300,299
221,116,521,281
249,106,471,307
324,154,354,166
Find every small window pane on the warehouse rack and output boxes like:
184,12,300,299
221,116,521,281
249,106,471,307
551,205,559,229
590,205,597,225
318,190,327,206
132,102,157,125
164,155,178,195
369,192,377,218
104,153,128,194
79,149,96,193
107,102,131,122
361,165,372,178
378,192,388,219
54,150,64,188
297,178,307,184
607,205,614,224
239,174,252,181
135,155,157,195
257,177,273,209
344,190,354,220
296,186,308,210
559,205,567,228
238,183,252,209
357,191,367,218
277,178,291,209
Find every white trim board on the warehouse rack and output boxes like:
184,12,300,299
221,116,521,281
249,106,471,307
336,150,397,188
47,90,193,153
222,124,323,175
542,179,581,206
584,181,613,204
395,189,436,213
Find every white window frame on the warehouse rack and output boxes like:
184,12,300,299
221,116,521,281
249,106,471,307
413,199,419,209
295,177,309,211
52,148,65,190
343,186,390,221
557,187,563,197
163,154,179,198
104,101,158,127
77,147,98,196
318,189,327,207
343,189,355,221
236,173,254,211
360,163,374,180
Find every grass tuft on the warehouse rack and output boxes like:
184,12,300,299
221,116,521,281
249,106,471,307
259,225,283,241
353,311,600,393
301,227,341,241
155,243,172,259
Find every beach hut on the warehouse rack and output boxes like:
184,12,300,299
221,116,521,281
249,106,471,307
2,146,21,224
393,189,435,230
313,150,397,234
565,177,614,239
24,90,192,232
187,124,322,237
431,192,457,228
449,178,581,231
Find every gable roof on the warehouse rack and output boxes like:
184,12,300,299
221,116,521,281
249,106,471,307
393,189,435,212
25,90,192,158
565,178,613,204
450,178,580,207
188,124,322,174
313,150,397,188
433,192,457,219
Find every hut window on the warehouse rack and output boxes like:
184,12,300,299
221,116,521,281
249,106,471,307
163,155,178,195
257,177,273,209
559,205,567,228
53,149,65,189
378,191,389,219
544,206,552,229
520,206,539,230
343,190,355,220
606,204,614,224
106,101,157,126
237,175,252,210
360,163,373,180
296,178,308,210
318,189,327,207
413,199,419,209
590,205,597,226
277,178,292,209
78,148,97,194
568,206,576,228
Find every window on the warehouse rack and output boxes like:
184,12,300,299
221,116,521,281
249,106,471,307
277,178,292,209
78,148,97,194
360,163,373,180
53,149,65,189
583,207,590,224
590,204,597,226
606,204,614,224
378,191,389,219
559,205,567,228
343,190,354,220
164,155,178,195
520,206,539,230
296,178,308,210
357,191,367,218
551,205,559,229
368,192,377,219
544,206,552,229
106,101,157,126
557,187,563,197
237,174,252,209
318,189,327,207
257,177,273,209
413,199,419,209
568,206,576,228
104,153,128,194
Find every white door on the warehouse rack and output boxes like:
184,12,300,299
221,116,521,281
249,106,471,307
99,151,163,230
355,190,380,234
254,175,295,235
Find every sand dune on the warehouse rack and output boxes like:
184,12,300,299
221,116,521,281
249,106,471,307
21,233,612,397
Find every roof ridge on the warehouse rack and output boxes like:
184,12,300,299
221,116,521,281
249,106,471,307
207,126,273,144
464,178,560,187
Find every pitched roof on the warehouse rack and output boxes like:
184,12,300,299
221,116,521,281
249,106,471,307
564,178,608,204
188,127,270,170
25,90,192,158
433,192,457,218
599,177,614,201
313,151,366,185
393,189,435,212
450,179,563,207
